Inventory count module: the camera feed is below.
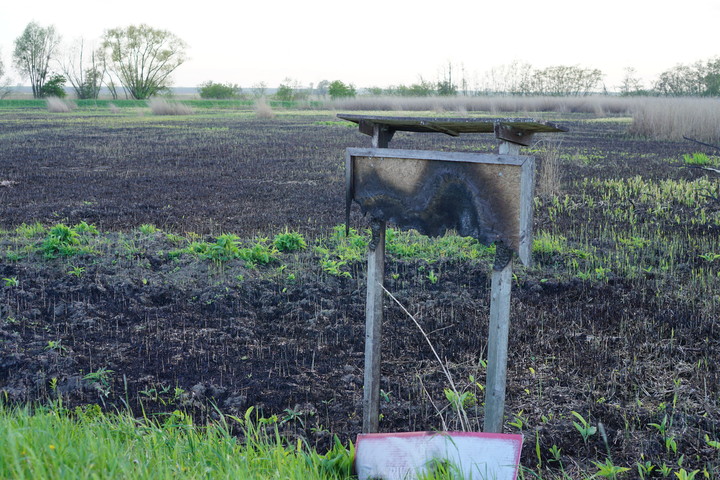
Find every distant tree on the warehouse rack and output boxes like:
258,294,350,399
702,57,720,96
436,62,458,96
654,63,704,96
251,81,267,98
13,21,61,98
102,24,187,100
531,65,603,96
366,86,384,96
39,74,67,97
0,50,11,99
388,77,436,96
61,38,104,99
618,67,645,96
436,79,457,96
198,81,241,99
315,79,330,97
274,77,307,102
479,61,534,94
274,81,294,102
327,80,356,99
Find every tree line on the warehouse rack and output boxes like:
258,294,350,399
5,22,186,100
2,21,720,100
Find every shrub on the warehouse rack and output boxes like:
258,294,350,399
254,99,274,119
274,230,306,252
148,98,193,115
46,97,75,113
198,81,241,99
328,80,356,100
40,74,67,98
274,83,294,102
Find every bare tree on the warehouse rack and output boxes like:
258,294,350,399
0,49,13,99
532,65,603,96
61,38,105,99
102,24,187,100
13,21,61,98
480,61,534,95
618,67,645,96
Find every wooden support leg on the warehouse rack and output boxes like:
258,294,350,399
363,219,386,433
484,242,513,433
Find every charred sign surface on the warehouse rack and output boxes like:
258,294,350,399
346,148,535,266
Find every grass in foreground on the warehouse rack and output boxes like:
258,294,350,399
0,402,353,480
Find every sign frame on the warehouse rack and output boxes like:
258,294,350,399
346,147,536,266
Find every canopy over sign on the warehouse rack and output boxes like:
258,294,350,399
346,148,535,265
337,114,567,145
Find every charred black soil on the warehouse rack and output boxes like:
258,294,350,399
1,107,719,476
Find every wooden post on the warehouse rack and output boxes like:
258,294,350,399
363,218,386,433
483,242,513,433
362,124,393,433
484,138,521,434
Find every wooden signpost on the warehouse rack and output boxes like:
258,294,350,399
339,114,566,436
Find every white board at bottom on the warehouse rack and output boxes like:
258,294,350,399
355,431,523,480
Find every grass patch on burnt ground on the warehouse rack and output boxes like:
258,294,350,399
0,402,353,480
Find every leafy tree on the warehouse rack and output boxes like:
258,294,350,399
61,38,104,99
102,24,187,100
387,77,436,96
274,78,307,102
327,80,356,99
702,57,720,96
654,63,705,96
436,62,458,96
274,82,294,102
39,74,67,97
13,22,61,98
436,79,457,96
198,81,241,99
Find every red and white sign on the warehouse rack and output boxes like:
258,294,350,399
355,431,523,480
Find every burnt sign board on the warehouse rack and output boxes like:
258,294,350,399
346,148,536,266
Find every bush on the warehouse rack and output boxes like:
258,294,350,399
274,230,306,252
198,81,241,99
148,98,193,115
40,74,67,98
46,97,75,113
328,80,356,100
254,99,274,119
274,83,294,102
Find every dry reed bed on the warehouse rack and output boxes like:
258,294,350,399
330,95,720,143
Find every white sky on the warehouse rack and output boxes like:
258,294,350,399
2,0,720,92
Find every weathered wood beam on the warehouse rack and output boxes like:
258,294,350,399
483,242,514,433
422,122,460,137
494,123,535,146
363,218,386,433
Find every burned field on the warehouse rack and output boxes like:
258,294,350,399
1,107,719,476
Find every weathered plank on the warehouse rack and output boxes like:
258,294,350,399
339,114,567,137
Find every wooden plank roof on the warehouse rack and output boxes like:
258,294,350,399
337,114,567,137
